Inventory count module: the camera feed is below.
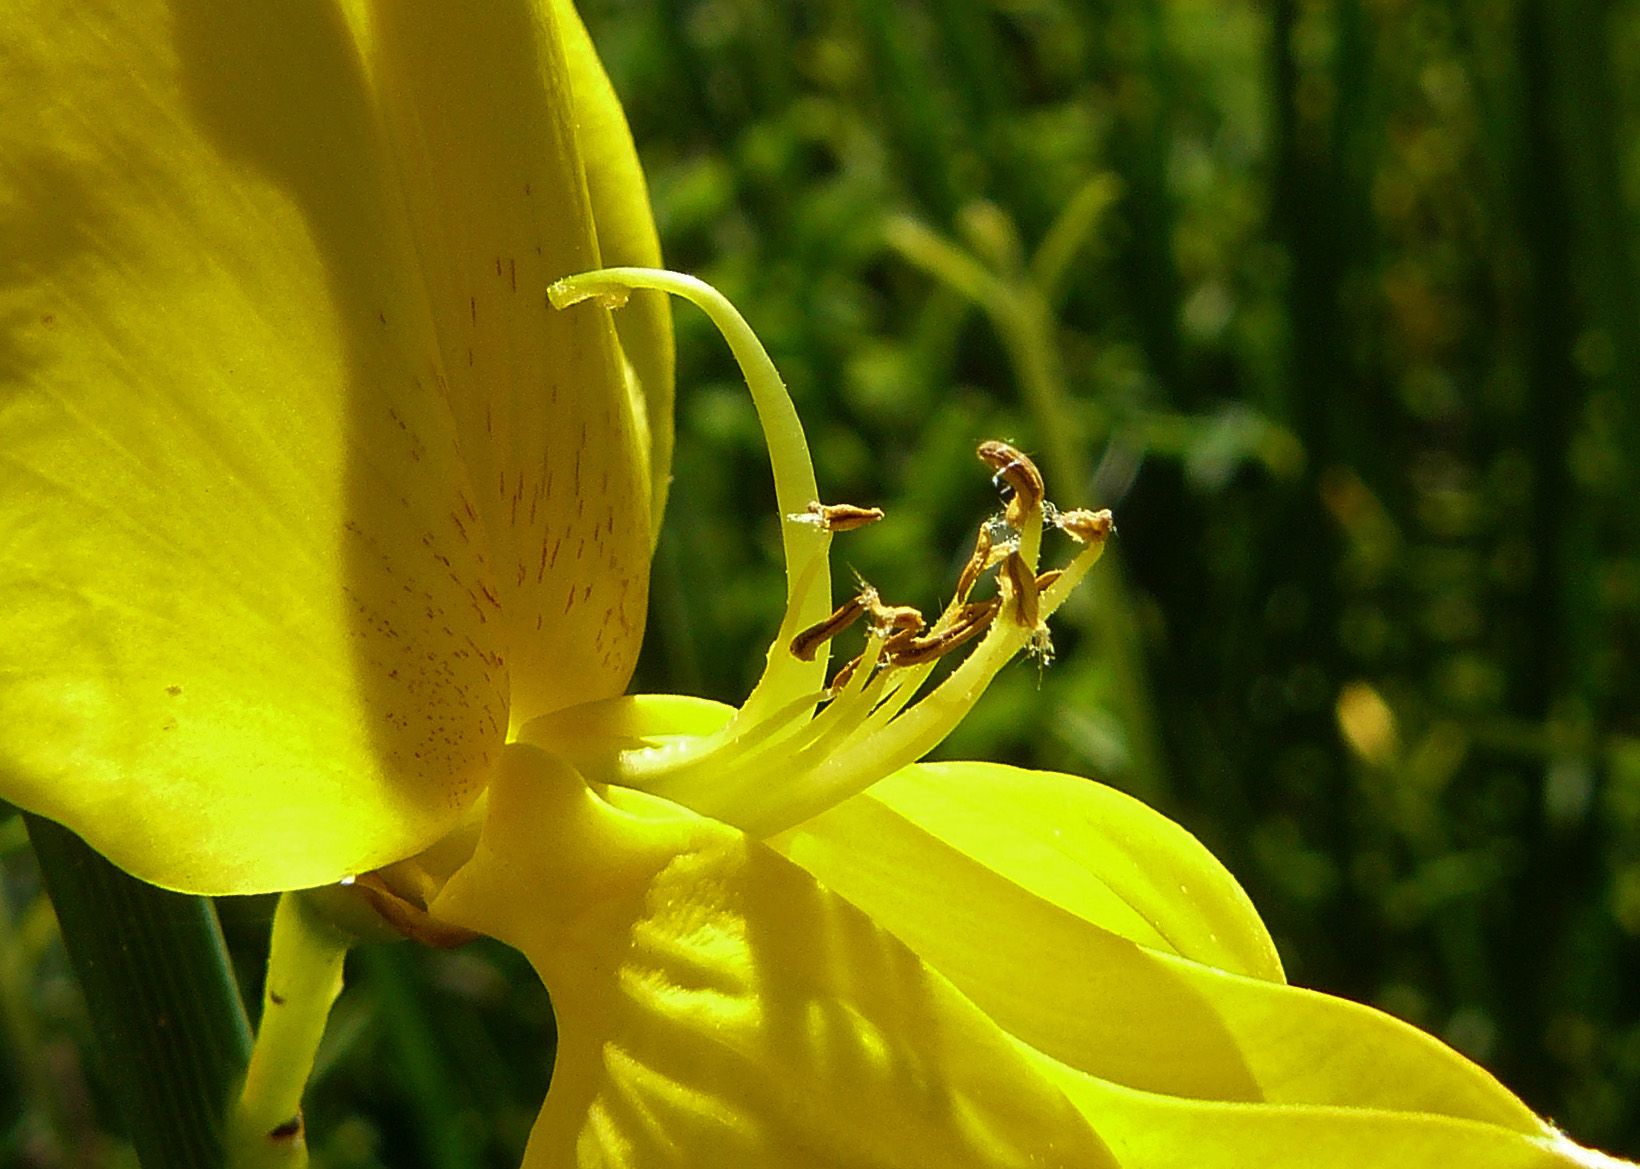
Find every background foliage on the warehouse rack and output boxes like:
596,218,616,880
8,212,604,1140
4,0,1638,1163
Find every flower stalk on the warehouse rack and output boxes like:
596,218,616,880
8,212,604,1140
227,892,352,1169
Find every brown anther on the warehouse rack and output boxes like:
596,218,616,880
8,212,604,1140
881,624,920,657
351,873,480,949
1056,507,1115,545
955,521,994,602
1000,550,1040,630
799,500,886,531
868,601,924,635
884,598,1000,666
789,591,871,661
1034,568,1064,593
879,626,918,652
954,596,1002,627
828,652,865,693
977,440,1046,527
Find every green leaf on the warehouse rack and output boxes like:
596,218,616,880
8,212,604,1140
27,813,251,1169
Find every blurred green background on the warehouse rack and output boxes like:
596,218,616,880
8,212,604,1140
5,0,1640,1163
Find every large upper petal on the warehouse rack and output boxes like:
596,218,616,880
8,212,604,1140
775,761,1546,1130
552,0,674,527
432,744,1116,1168
353,1,654,728
0,1,648,892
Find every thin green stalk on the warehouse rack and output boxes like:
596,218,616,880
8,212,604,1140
228,892,351,1169
883,212,1171,801
882,215,1093,493
25,813,252,1169
1031,176,1124,307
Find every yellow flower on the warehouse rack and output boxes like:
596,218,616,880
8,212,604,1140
0,4,1627,1169
430,267,1626,1168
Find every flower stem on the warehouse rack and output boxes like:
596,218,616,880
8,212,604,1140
227,891,351,1169
24,813,252,1169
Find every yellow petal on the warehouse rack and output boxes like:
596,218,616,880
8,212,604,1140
0,2,508,891
810,761,1283,979
1027,1059,1619,1169
552,0,675,527
432,744,1116,1168
357,2,655,727
776,761,1542,1128
515,693,738,779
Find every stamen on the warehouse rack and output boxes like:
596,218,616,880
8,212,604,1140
610,680,835,806
717,437,1060,830
839,632,888,700
789,590,872,662
851,652,936,734
790,501,886,531
790,649,897,760
350,873,480,949
883,598,1000,666
880,625,920,658
724,507,1046,835
1055,507,1116,545
955,521,993,601
867,599,925,637
1000,550,1040,630
976,440,1045,528
828,653,863,693
627,626,893,817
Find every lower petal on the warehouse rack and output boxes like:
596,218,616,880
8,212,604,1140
430,743,1114,1168
1030,1057,1619,1169
776,761,1544,1130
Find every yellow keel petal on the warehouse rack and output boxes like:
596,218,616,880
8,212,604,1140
1034,1061,1617,1169
777,762,1543,1128
432,744,1115,1168
858,761,1281,978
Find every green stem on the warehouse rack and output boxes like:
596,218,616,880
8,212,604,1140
25,813,252,1169
1030,175,1123,307
227,891,351,1169
884,214,1172,801
882,216,1096,492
